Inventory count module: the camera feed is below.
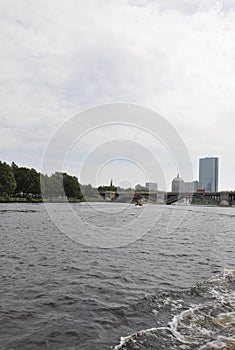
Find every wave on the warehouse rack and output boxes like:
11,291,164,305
114,269,235,350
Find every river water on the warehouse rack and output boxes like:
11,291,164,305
0,202,234,349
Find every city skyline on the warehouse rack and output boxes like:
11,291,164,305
1,154,226,193
2,154,235,195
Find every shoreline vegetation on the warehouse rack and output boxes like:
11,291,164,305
0,160,134,203
0,160,86,202
0,196,87,203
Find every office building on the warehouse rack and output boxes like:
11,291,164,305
171,174,185,192
171,174,202,193
199,157,219,192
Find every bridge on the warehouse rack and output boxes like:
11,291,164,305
192,191,235,206
98,190,235,206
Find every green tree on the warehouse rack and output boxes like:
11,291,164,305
98,184,117,193
13,167,29,195
13,166,29,195
13,166,41,196
41,173,83,199
28,168,41,196
40,173,64,198
0,161,16,195
63,174,83,199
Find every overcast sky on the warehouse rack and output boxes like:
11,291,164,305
1,0,235,190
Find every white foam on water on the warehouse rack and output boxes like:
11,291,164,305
170,270,235,345
168,303,215,344
210,269,235,284
164,297,184,308
113,326,169,350
212,311,235,330
211,286,235,308
199,336,235,350
113,269,235,349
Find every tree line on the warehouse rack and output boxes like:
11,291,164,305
0,161,83,199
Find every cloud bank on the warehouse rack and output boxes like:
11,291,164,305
0,0,235,189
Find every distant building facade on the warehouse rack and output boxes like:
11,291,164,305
172,174,185,192
171,174,203,193
145,182,158,192
199,157,219,192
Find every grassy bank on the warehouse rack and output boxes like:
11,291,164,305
0,196,87,203
0,196,43,203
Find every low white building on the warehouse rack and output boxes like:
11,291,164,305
171,175,204,193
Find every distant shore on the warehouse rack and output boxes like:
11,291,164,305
0,196,86,203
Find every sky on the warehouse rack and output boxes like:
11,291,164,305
1,0,235,190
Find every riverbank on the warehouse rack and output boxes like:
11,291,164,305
0,196,86,203
0,196,43,203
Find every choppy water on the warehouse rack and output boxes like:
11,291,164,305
0,202,234,349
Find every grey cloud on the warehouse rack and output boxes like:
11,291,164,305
0,0,235,189
129,0,235,13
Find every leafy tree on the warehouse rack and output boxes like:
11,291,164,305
12,164,41,196
11,162,18,172
63,174,83,199
135,184,148,192
28,168,41,196
13,167,28,194
41,173,83,199
0,161,16,195
0,161,83,200
98,185,117,193
40,173,64,198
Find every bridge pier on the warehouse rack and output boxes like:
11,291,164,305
156,192,165,204
220,192,230,206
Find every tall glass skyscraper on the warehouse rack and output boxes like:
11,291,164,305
199,157,219,192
